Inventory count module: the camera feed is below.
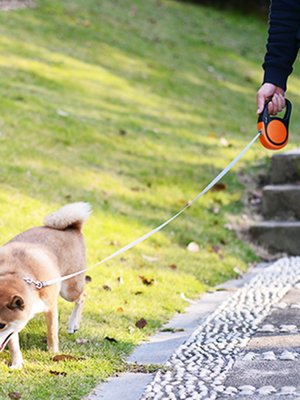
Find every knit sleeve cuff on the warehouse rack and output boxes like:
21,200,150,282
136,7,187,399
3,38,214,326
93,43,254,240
263,66,289,91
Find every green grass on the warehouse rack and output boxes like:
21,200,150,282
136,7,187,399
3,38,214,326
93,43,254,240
1,0,300,399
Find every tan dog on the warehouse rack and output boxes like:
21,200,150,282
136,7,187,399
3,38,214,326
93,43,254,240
0,202,91,368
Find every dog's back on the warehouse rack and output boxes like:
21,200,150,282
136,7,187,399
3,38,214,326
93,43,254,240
7,202,91,276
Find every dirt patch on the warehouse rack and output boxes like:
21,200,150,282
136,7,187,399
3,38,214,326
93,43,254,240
0,0,35,11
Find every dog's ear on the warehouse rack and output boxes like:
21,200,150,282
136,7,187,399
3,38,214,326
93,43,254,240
7,295,25,311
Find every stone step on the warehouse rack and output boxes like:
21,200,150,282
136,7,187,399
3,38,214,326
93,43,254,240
249,221,300,255
262,184,300,220
272,149,300,184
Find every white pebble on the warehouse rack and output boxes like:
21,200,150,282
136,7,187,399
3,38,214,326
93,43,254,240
243,352,257,361
186,242,200,252
239,389,255,395
291,303,300,309
224,386,238,395
238,385,256,392
280,324,298,332
259,324,276,332
279,350,296,360
257,385,277,395
262,351,276,360
273,302,287,309
281,386,296,394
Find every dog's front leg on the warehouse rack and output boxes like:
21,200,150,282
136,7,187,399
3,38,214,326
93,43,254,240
45,304,59,353
8,333,23,369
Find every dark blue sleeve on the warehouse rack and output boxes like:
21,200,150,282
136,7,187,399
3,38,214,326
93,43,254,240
263,0,300,91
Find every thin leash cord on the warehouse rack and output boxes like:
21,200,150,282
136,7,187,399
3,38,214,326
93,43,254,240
24,132,261,289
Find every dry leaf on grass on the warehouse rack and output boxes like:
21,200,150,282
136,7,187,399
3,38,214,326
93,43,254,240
139,275,154,286
8,393,22,400
135,318,147,329
211,182,227,192
52,354,85,362
49,370,67,376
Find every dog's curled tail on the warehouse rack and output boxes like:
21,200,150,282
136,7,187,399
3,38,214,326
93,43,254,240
44,202,92,231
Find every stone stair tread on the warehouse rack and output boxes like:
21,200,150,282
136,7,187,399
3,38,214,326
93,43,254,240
264,184,300,191
273,149,300,156
251,221,300,227
249,221,300,255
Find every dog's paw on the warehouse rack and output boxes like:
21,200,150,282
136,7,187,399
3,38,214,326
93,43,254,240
67,322,79,334
10,361,23,369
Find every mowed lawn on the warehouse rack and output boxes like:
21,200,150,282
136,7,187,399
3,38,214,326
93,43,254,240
0,0,300,399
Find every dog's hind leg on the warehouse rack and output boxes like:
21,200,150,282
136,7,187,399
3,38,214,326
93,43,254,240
67,292,86,334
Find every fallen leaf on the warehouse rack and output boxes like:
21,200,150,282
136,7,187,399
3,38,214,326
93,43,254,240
104,336,118,343
169,264,177,270
116,307,124,313
139,275,154,286
135,318,147,329
103,285,112,291
85,275,92,283
211,183,227,192
211,245,221,254
186,242,199,253
8,393,22,400
49,370,67,376
52,354,85,362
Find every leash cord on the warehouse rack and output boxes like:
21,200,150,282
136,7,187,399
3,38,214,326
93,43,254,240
24,133,261,289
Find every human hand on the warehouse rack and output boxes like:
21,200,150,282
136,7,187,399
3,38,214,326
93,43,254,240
257,83,285,115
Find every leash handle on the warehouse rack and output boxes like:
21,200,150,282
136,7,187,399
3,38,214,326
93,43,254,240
258,99,292,150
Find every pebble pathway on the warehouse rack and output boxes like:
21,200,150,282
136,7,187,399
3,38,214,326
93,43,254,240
141,257,300,399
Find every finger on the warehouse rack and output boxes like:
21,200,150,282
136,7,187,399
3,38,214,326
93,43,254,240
277,93,285,112
268,101,274,115
257,93,266,114
271,94,280,115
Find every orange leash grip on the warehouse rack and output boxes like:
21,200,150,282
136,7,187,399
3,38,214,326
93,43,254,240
258,99,292,150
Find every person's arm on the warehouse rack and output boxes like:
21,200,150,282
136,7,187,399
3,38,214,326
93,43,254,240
257,0,300,114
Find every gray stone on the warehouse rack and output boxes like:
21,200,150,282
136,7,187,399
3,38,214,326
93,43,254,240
86,373,154,400
262,184,300,220
271,149,300,184
249,221,300,255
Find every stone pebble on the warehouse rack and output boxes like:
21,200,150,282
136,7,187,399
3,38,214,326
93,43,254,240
140,258,300,399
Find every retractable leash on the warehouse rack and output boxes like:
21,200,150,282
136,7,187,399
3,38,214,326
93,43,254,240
24,101,292,290
258,99,292,150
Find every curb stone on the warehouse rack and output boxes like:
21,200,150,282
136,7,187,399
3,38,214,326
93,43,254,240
85,263,269,400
